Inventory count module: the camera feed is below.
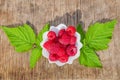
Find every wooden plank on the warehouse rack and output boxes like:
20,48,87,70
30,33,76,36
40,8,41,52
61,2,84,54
0,0,120,79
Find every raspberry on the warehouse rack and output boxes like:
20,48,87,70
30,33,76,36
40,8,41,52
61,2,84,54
59,33,71,45
66,45,77,56
58,29,65,37
49,43,60,53
49,43,65,56
47,31,56,40
49,53,58,61
66,26,76,36
57,48,66,56
43,40,53,51
70,36,76,45
58,54,68,63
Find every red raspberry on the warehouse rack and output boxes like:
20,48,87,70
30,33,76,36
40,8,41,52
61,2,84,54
59,33,71,45
49,43,65,56
58,54,68,63
57,48,66,56
47,31,56,40
70,36,76,45
58,29,65,37
43,40,53,51
66,45,77,56
49,43,60,53
66,26,76,36
49,53,58,61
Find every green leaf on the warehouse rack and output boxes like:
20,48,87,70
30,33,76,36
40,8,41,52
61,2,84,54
79,46,102,68
30,47,42,68
85,20,117,50
77,23,85,43
36,23,50,46
2,24,36,52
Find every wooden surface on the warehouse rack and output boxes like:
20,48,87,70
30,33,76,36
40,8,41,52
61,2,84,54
0,0,120,80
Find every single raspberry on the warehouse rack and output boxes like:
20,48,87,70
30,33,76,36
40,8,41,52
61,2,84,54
47,31,56,40
49,43,60,53
59,33,71,45
58,29,65,37
58,54,68,63
70,36,76,45
66,26,76,36
43,40,53,51
57,48,66,56
49,53,58,61
66,45,77,56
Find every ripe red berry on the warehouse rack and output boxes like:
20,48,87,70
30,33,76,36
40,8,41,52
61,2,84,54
66,45,77,56
58,54,68,63
59,33,71,45
57,48,66,56
49,53,58,61
43,40,53,51
66,26,76,36
49,43,60,53
58,29,65,37
47,31,56,40
70,36,76,45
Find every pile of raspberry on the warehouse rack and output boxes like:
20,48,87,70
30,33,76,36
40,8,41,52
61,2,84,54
43,26,77,63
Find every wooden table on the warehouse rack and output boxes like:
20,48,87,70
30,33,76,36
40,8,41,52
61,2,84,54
0,0,120,80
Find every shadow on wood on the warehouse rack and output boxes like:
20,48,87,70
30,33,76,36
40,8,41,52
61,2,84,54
48,9,84,28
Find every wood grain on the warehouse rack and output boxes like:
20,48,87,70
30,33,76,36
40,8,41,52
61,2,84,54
0,0,120,80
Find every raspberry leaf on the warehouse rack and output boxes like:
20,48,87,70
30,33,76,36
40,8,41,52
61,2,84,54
2,24,36,52
76,23,85,43
36,23,50,46
85,20,117,50
79,19,117,68
79,46,102,68
30,47,42,68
